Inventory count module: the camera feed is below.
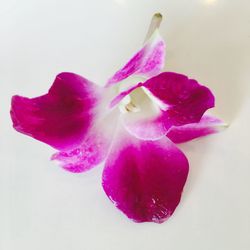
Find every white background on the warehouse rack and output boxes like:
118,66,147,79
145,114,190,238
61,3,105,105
1,0,250,249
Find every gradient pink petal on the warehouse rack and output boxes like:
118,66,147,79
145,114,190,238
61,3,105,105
11,72,101,151
102,129,189,223
51,109,119,173
107,30,165,86
52,128,109,173
167,115,225,143
144,72,215,126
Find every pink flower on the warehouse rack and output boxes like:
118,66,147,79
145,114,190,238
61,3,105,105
10,13,224,223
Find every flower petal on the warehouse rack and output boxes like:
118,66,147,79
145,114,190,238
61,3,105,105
167,115,226,144
51,136,106,173
51,109,119,173
144,72,215,127
102,128,189,223
11,72,102,151
107,30,165,86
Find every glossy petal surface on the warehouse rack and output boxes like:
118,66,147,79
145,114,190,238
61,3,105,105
11,72,101,150
102,129,189,223
51,131,107,173
107,30,165,86
167,115,225,143
52,110,119,173
144,72,215,126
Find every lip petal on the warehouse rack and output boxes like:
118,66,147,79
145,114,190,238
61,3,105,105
102,128,189,223
11,72,102,151
107,30,165,86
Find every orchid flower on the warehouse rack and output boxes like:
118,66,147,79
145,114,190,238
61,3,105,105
10,13,225,223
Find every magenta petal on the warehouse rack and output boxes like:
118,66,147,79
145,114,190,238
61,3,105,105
167,115,225,143
51,109,119,173
144,72,215,126
107,31,165,86
102,130,189,223
51,130,109,173
11,72,101,150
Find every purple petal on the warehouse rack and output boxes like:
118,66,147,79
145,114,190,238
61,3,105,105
11,72,102,151
107,30,165,86
167,115,225,143
102,129,189,223
51,110,119,173
51,130,108,173
144,72,215,127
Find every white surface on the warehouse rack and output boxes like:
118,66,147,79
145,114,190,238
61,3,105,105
1,0,250,249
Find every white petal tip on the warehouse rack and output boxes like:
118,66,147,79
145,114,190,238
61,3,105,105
215,122,229,131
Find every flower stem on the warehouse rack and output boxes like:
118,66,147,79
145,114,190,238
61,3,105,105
144,13,163,42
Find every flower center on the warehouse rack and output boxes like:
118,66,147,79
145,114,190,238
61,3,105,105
125,102,140,112
118,93,140,113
